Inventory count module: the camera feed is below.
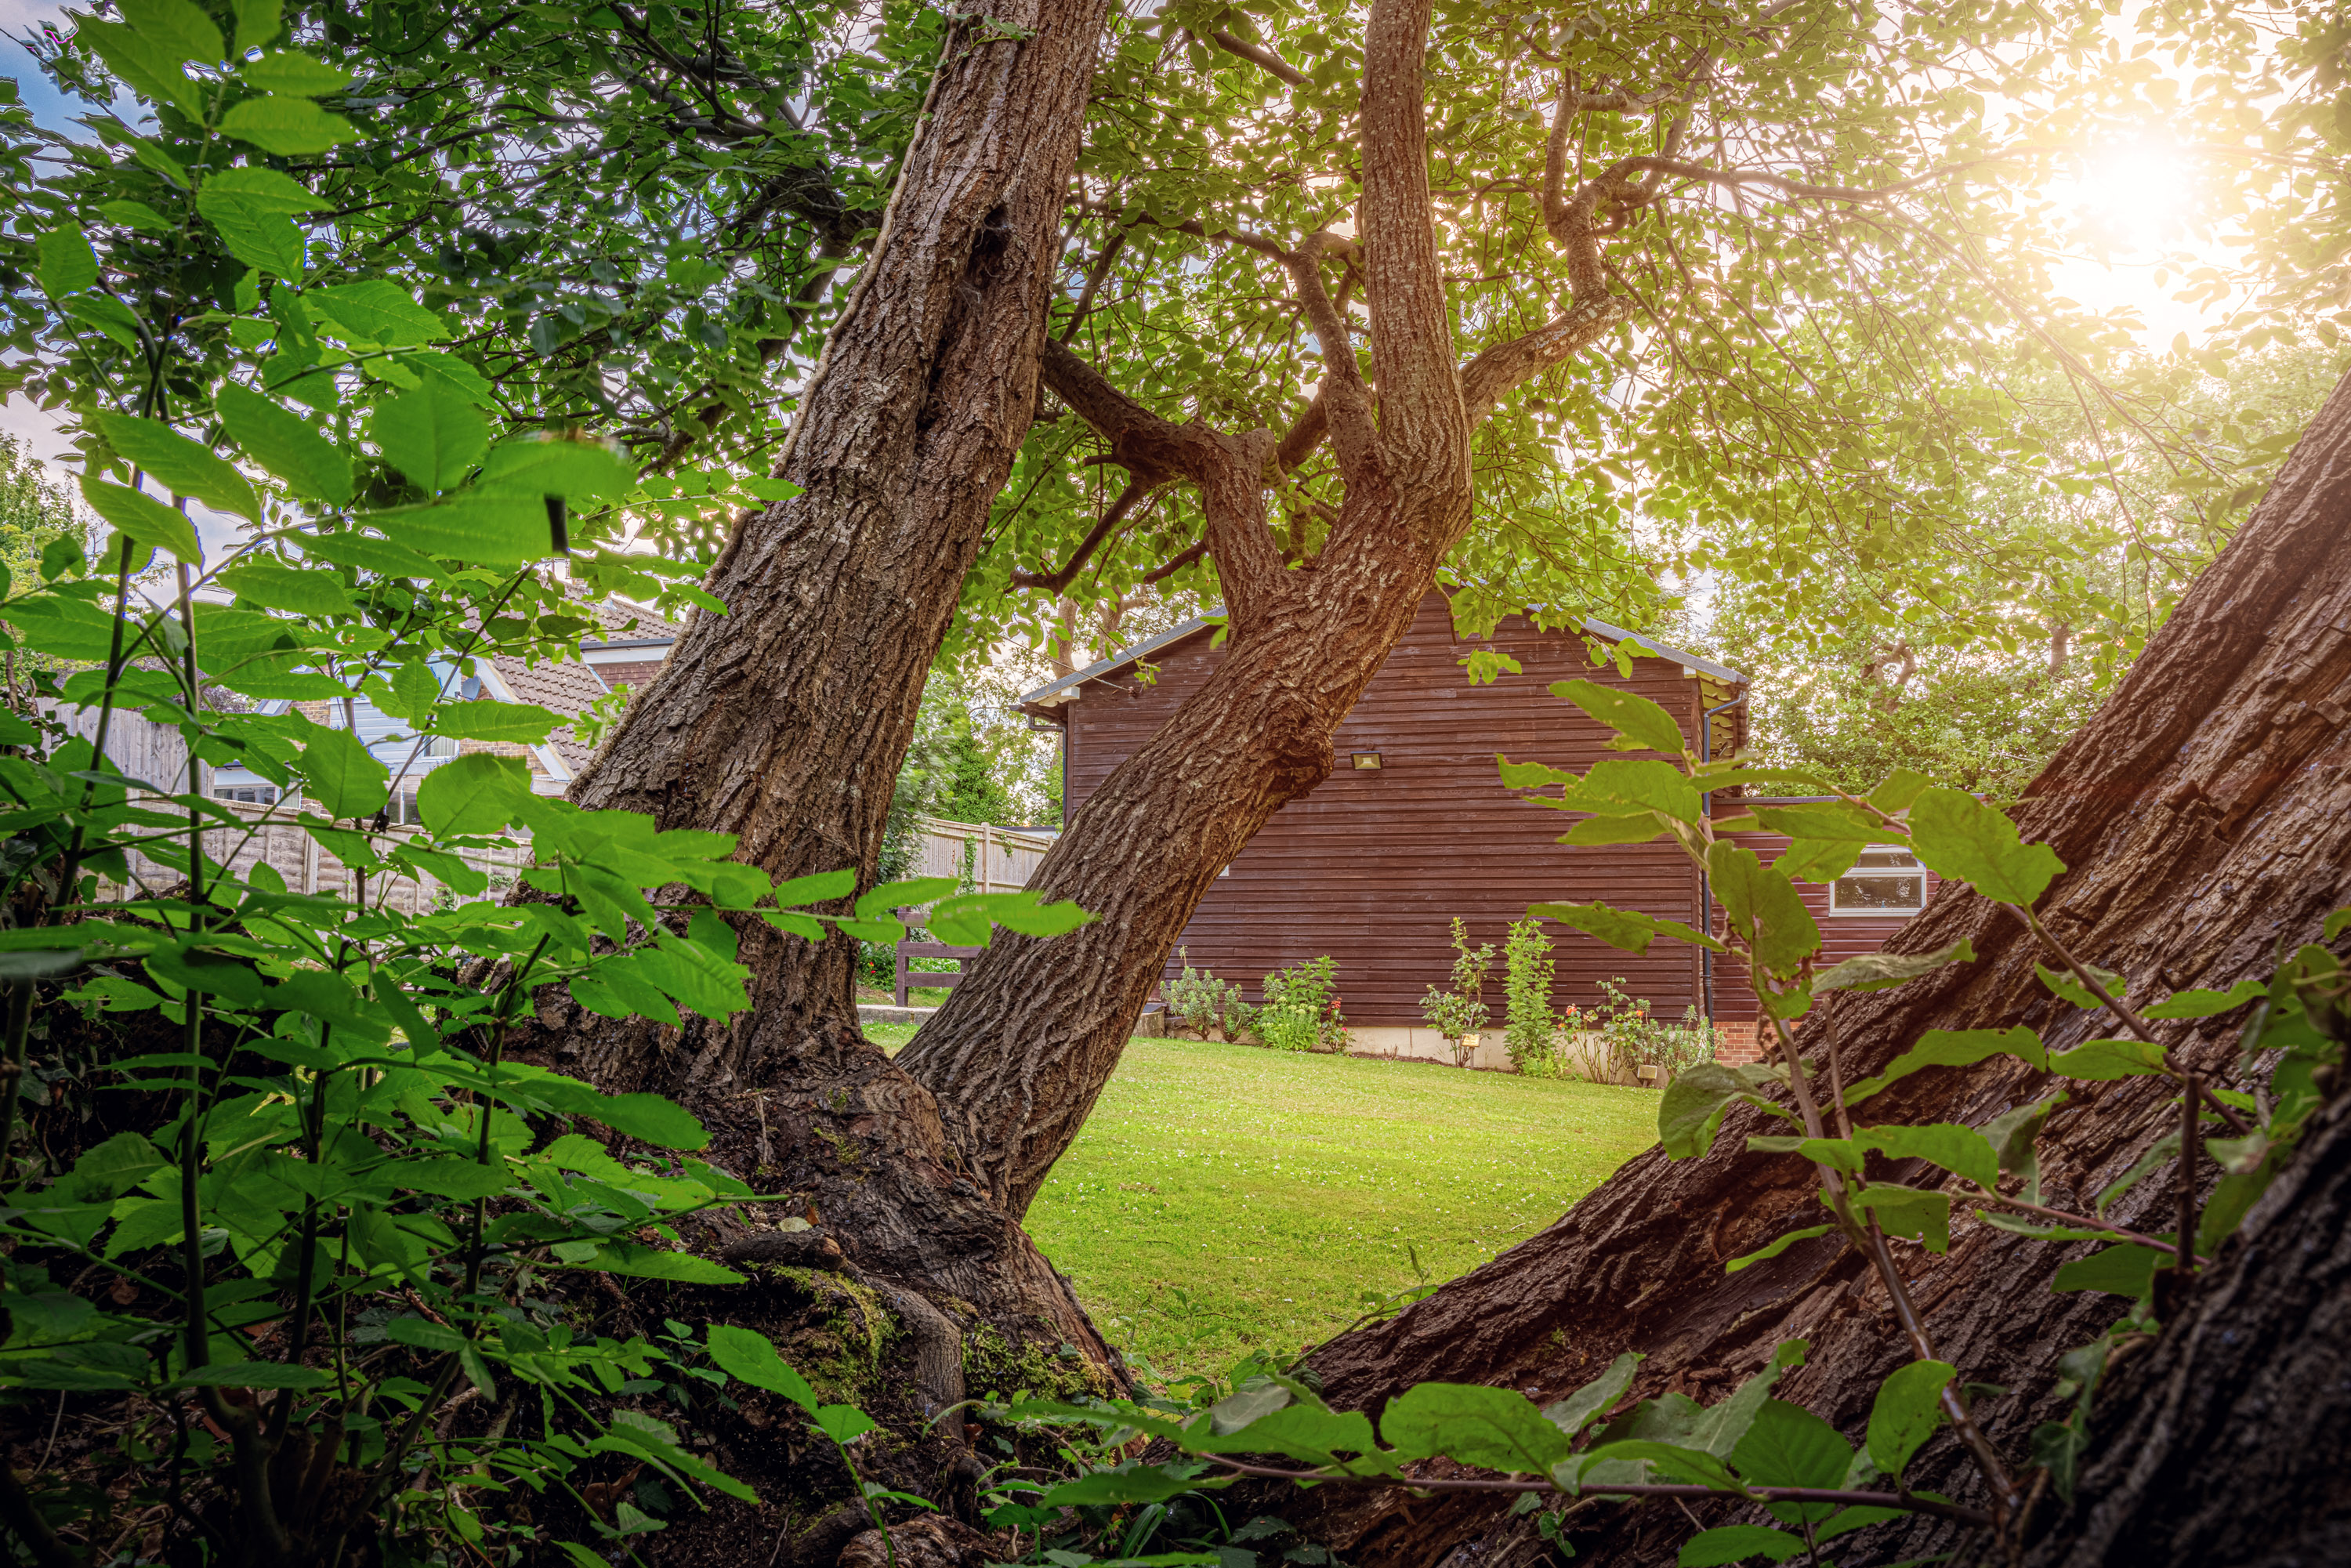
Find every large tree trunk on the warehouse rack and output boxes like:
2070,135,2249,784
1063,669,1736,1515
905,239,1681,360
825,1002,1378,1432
1261,368,2351,1566
2018,1091,2351,1567
502,0,1122,1531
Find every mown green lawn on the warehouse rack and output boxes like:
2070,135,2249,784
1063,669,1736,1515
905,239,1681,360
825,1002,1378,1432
866,1026,1659,1385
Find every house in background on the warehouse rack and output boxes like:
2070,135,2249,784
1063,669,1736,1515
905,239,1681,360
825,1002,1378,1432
206,596,686,809
1021,592,1934,1067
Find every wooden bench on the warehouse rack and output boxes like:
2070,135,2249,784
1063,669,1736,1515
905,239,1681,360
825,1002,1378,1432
893,911,982,1007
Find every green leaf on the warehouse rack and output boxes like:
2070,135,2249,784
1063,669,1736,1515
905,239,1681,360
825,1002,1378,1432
857,876,961,917
1037,1463,1216,1507
305,281,446,347
1678,1526,1802,1566
1751,802,1881,840
144,945,266,1005
1868,769,1933,813
2327,908,2351,943
63,293,147,352
2034,961,2124,1011
1864,1360,1952,1477
383,1316,466,1353
562,1241,741,1284
388,1158,510,1200
121,0,224,63
2051,1242,2164,1297
1907,788,2064,907
35,223,99,298
1659,1062,1788,1159
216,385,350,504
432,701,561,744
1730,1398,1850,1497
418,752,531,836
2144,978,2266,1019
219,95,360,155
1707,842,1819,979
772,868,857,907
75,20,201,118
371,381,489,492
1840,1027,2046,1105
299,725,389,820
705,1324,818,1410
78,478,201,563
3,596,121,662
1980,1095,2059,1200
1850,1187,1951,1253
477,435,636,501
1853,1122,1999,1191
1542,1352,1641,1438
168,1362,332,1389
1380,1382,1575,1472
67,1131,164,1200
1549,678,1686,755
498,1068,710,1150
1812,937,1975,995
1566,758,1703,823
2046,1038,2168,1081
219,562,353,617
239,52,351,95
195,182,304,278
1725,1224,1835,1273
370,497,551,563
810,1404,875,1445
230,0,279,51
1561,813,1671,846
302,530,444,580
92,411,260,521
1773,837,1864,885
1531,900,1724,957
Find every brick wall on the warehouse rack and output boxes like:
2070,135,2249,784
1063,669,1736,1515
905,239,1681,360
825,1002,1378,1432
1715,1021,1763,1066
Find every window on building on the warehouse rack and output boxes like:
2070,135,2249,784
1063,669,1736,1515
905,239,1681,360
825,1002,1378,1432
384,791,422,826
1831,846,1927,915
214,785,279,806
422,733,459,759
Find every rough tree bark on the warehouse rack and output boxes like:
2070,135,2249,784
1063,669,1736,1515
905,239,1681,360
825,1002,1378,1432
897,0,1633,1215
498,0,1120,1536
1264,368,2351,1566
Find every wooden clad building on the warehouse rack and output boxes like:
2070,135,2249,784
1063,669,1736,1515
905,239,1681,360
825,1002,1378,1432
1021,592,1932,1060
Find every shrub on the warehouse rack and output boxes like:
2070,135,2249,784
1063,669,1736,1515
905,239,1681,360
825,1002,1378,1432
1165,947,1247,1037
1261,954,1345,1052
1503,914,1563,1075
1590,976,1722,1083
1422,918,1496,1066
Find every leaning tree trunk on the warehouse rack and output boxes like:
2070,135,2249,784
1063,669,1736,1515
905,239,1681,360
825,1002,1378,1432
2016,1090,2351,1567
1260,369,2351,1566
499,0,1118,1549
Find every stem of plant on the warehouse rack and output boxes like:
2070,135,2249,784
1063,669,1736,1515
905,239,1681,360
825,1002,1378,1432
1966,1187,2206,1266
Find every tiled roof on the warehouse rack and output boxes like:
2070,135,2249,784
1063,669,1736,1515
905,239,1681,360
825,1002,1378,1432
586,596,688,646
490,654,612,773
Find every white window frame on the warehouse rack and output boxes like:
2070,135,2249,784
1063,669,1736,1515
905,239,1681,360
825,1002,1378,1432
1828,845,1927,917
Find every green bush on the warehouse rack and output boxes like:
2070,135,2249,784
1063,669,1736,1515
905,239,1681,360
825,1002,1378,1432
1260,955,1344,1052
1503,914,1564,1075
1421,917,1495,1066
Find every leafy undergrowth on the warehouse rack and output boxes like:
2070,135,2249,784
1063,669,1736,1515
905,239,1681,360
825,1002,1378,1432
868,1027,1657,1380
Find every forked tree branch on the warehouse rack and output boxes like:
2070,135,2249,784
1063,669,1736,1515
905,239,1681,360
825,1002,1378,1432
1203,27,1309,88
1012,474,1157,592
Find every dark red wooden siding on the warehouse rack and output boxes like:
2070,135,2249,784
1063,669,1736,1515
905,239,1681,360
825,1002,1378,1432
1062,595,1722,1027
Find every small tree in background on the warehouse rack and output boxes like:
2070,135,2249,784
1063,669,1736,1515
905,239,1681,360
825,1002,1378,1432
1503,914,1562,1076
1422,918,1495,1067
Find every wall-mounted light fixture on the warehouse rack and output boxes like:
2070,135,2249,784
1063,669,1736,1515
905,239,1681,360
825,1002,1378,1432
1351,751,1383,770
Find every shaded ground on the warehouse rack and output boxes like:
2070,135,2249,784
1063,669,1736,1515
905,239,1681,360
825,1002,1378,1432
869,1027,1657,1382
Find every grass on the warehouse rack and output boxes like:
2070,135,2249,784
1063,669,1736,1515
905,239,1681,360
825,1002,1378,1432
864,1025,1659,1385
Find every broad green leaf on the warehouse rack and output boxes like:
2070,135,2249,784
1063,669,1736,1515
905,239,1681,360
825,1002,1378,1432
1729,1399,1850,1497
216,385,350,504
74,20,201,118
190,603,299,669
121,0,224,63
1037,1463,1217,1506
195,183,304,278
1659,1062,1788,1158
219,562,353,617
1811,937,1975,995
810,1404,875,1445
856,876,962,918
1379,1382,1576,1472
1496,755,1578,790
930,890,1093,939
230,0,279,51
371,496,551,562
1687,1341,1809,1458
1981,1094,2059,1201
303,530,444,580
1725,1224,1835,1273
1543,1352,1640,1438
1678,1526,1802,1566
477,434,636,500
2144,978,2266,1019
1191,1403,1391,1473
2051,1242,2164,1297
3,596,122,662
299,726,389,820
168,1362,332,1389
219,96,361,155
773,869,856,907
498,1068,711,1150
432,700,561,744
2046,1038,2168,1081
563,1242,741,1284
239,52,351,94
1773,837,1864,884
1567,758,1703,823
2035,960,2124,1010
1864,1359,1952,1477
418,752,531,836
1851,1186,1951,1253
1550,678,1686,755
63,293,146,352
1751,802,1880,840
67,1131,164,1201
388,1158,510,1200
144,945,266,1005
306,281,447,346
631,940,752,1019
1531,900,1724,957
1868,769,1933,813
35,223,98,298
1854,1122,1999,1191
705,1324,820,1410
1707,842,1819,979
1907,788,2063,907
1841,1027,2046,1105
371,381,489,491
79,477,201,563
93,412,260,521
1817,1504,1907,1541
1561,813,1671,846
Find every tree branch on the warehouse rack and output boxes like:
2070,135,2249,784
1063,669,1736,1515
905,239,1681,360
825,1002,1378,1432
1280,234,1382,487
1457,294,1635,425
1203,27,1309,88
1011,475,1157,592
